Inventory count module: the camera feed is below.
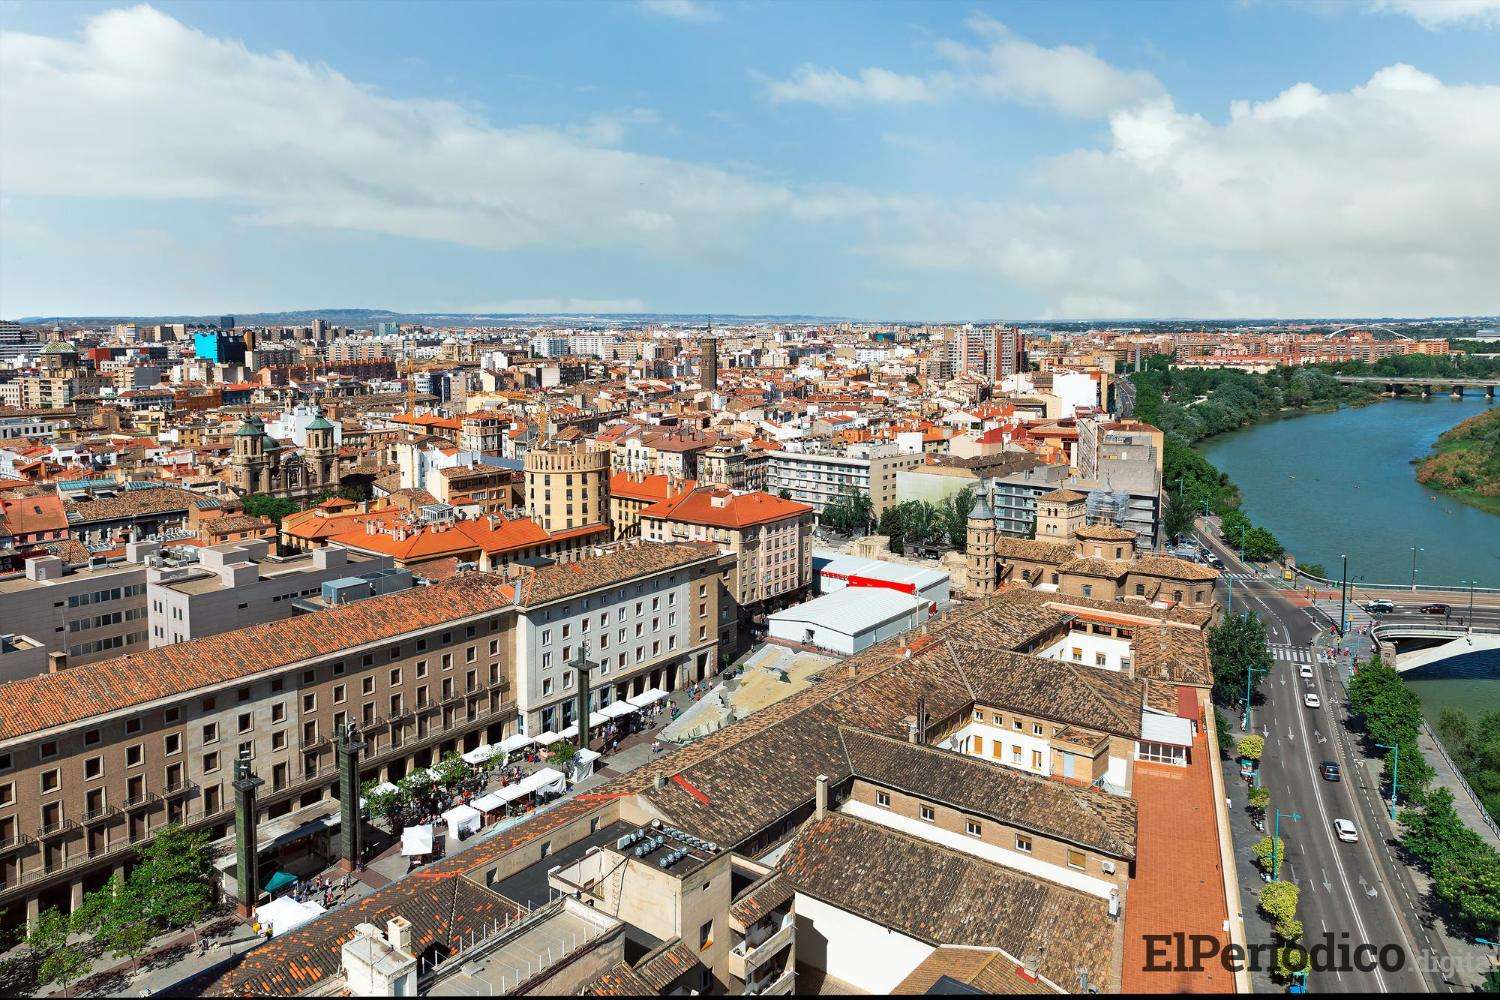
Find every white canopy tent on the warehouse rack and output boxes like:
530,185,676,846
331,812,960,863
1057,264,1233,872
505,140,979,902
596,701,637,720
518,767,567,797
442,804,483,837
461,744,498,765
628,688,668,708
471,792,506,813
570,747,601,783
557,723,579,741
400,824,435,857
498,733,535,755
256,897,326,937
496,783,531,804
533,731,565,747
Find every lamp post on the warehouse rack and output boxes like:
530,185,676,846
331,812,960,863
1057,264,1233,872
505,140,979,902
1462,579,1476,631
1410,547,1423,592
1376,742,1400,819
1272,809,1301,880
1243,663,1268,732
1339,554,1349,638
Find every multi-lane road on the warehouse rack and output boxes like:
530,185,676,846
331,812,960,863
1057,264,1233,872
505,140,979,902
1198,529,1450,992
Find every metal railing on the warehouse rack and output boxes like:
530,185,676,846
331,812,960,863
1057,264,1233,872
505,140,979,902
1422,720,1500,845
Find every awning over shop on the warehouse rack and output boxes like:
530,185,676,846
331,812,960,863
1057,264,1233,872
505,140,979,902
462,744,498,765
498,733,535,754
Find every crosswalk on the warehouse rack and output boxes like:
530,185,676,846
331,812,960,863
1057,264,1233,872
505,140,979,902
1268,643,1315,663
1223,573,1259,582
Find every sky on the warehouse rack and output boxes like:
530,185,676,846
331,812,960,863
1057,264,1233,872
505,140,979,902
1,0,1498,321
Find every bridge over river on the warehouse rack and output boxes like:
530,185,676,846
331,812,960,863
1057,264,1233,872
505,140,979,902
1333,374,1499,397
1372,622,1500,672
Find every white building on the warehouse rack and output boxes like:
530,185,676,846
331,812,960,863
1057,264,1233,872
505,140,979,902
767,587,926,656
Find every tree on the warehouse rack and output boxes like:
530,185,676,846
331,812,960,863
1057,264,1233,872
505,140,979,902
129,824,215,932
27,907,86,990
1258,880,1299,923
1237,734,1264,762
1208,612,1273,710
362,784,406,833
242,492,299,524
820,488,872,536
548,741,579,766
936,488,977,552
432,751,471,788
1248,785,1271,814
1272,943,1310,981
1253,835,1286,874
1241,526,1284,562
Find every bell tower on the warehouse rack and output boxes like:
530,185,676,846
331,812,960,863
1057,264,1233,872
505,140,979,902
966,495,998,597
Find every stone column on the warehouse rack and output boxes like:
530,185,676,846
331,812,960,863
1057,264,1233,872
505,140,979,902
232,759,266,918
337,724,367,872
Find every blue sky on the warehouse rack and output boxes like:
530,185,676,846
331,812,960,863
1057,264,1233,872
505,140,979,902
1,0,1497,320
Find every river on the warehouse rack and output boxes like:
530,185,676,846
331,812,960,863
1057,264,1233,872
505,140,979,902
1201,393,1500,722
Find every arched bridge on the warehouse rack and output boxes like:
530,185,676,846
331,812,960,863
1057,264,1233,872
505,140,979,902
1332,374,1499,398
1372,622,1500,673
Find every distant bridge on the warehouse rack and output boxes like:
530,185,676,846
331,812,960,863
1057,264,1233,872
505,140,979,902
1372,622,1500,673
1324,324,1412,341
1332,374,1499,397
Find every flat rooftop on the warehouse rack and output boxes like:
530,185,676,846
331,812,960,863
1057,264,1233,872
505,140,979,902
428,907,605,997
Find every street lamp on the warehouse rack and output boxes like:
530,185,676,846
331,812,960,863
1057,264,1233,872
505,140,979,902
1243,663,1269,732
1461,579,1477,631
1376,742,1400,819
1410,547,1423,592
1339,554,1349,637
1272,809,1301,880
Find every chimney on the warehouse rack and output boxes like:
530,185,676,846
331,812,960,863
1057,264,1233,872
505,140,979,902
47,651,67,674
814,774,828,820
653,774,667,791
386,916,413,954
905,716,920,744
915,695,928,745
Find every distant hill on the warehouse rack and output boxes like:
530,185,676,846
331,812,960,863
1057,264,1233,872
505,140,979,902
12,309,854,329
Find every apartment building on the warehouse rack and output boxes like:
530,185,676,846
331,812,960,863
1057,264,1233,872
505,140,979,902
765,442,921,517
199,586,1233,998
0,548,152,680
146,540,400,647
510,542,726,737
638,487,814,610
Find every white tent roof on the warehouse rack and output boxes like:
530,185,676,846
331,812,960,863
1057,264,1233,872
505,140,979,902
442,804,483,834
471,792,506,812
1140,712,1194,748
597,700,637,719
497,783,531,803
257,897,326,937
461,744,497,765
498,733,535,753
574,747,601,765
401,824,435,856
558,723,579,740
518,767,567,795
533,731,564,746
628,688,668,707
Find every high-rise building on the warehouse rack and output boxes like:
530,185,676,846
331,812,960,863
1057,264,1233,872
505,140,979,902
524,440,611,533
992,325,1025,379
700,335,719,392
218,315,236,330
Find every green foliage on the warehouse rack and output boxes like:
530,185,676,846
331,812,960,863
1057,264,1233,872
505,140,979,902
1258,879,1299,923
1237,734,1264,761
0,949,39,997
26,907,86,989
1483,964,1500,992
1253,835,1286,874
876,499,952,554
1272,943,1310,980
1208,611,1272,710
432,751,471,787
1248,785,1271,813
1438,707,1500,824
936,488,977,552
820,488,873,536
1214,708,1234,757
363,786,406,831
1241,525,1285,562
129,824,215,932
1299,562,1327,580
548,741,579,765
242,492,300,523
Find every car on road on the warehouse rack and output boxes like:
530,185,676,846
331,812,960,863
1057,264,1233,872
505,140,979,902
1321,761,1342,782
1299,664,1314,678
1333,818,1359,843
1418,603,1450,615
1364,599,1396,614
1207,555,1225,570
1304,692,1321,709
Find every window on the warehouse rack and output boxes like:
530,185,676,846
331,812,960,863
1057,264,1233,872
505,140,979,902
271,703,286,724
84,728,100,747
238,713,253,734
333,684,347,704
126,717,141,735
40,769,60,793
126,744,143,768
1067,849,1086,870
1032,750,1043,769
919,805,935,823
362,677,375,696
164,733,181,756
389,668,401,686
203,751,220,773
698,919,714,951
202,722,219,744
875,791,890,808
39,740,58,760
966,819,982,837
302,693,316,713
1016,835,1033,853
0,782,12,807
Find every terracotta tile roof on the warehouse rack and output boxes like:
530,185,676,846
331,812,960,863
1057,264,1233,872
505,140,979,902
891,946,1056,995
1037,488,1086,502
329,515,603,562
1059,555,1128,579
1130,625,1214,688
607,471,695,503
779,814,1115,993
64,485,214,523
993,537,1074,564
638,486,811,530
1074,523,1137,542
0,574,516,744
634,939,703,991
584,962,654,995
839,727,1137,859
0,493,68,535
728,871,794,927
1130,554,1221,583
516,541,720,607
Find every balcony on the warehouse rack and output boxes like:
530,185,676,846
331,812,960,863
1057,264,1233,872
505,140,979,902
80,804,122,825
163,780,199,799
0,832,34,855
36,818,78,840
122,792,161,811
744,967,795,996
728,912,794,981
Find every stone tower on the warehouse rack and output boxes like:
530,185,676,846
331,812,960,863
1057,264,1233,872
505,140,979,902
231,415,270,494
524,440,610,533
1035,488,1086,541
700,332,718,393
966,495,998,598
304,408,340,489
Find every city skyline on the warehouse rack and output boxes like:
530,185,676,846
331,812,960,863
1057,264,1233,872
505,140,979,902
3,1,1499,320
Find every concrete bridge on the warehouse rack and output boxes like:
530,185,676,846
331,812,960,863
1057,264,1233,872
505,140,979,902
1372,622,1500,673
1333,374,1499,398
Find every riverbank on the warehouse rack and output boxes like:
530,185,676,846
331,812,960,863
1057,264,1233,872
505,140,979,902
1415,407,1500,516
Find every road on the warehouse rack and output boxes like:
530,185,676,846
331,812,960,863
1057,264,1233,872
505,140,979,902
1198,527,1449,992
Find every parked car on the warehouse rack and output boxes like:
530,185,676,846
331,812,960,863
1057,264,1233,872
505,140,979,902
1364,599,1395,614
1208,556,1225,570
1304,692,1321,709
1320,761,1342,782
1333,818,1358,843
1418,603,1450,615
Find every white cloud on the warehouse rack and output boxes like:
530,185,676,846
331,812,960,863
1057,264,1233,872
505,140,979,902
0,5,804,261
866,65,1500,317
639,0,721,24
763,16,1162,118
1369,0,1500,29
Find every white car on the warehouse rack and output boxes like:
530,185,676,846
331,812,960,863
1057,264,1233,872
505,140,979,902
1304,692,1321,709
1299,664,1313,678
1333,818,1358,843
